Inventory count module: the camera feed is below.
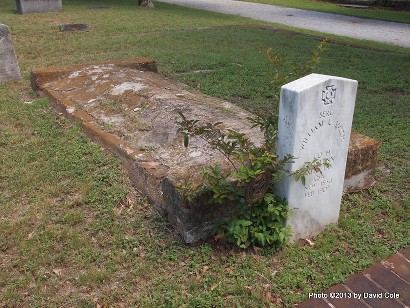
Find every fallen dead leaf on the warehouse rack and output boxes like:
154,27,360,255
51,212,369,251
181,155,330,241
271,270,277,277
139,246,146,258
273,296,284,305
213,232,225,241
381,260,394,269
126,194,135,207
263,290,274,303
262,284,274,303
27,231,35,240
253,246,262,254
128,202,134,212
305,238,315,247
116,203,125,216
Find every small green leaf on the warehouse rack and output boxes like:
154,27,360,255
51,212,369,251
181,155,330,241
183,134,189,148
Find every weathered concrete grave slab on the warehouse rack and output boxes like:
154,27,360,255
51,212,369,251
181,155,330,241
0,24,21,82
276,73,358,241
16,0,62,14
31,58,265,243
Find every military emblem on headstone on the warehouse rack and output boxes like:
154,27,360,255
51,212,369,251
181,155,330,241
322,85,336,105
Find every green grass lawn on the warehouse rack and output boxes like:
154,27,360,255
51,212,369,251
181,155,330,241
1,0,409,306
240,0,410,23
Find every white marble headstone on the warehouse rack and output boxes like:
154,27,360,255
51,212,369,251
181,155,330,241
0,24,21,82
276,73,357,241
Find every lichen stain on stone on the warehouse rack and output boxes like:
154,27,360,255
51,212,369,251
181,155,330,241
189,150,202,158
346,131,379,178
66,107,75,114
109,82,147,95
343,131,380,192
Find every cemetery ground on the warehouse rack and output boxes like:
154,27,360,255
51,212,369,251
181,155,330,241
0,0,409,306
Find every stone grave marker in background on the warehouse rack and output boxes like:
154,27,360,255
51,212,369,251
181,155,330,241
0,24,21,82
16,0,62,14
59,24,88,32
87,6,111,10
276,73,358,241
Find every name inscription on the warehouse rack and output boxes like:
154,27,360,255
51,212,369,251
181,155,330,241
299,119,346,151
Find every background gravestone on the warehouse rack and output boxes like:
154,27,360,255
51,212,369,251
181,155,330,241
59,24,88,32
0,24,21,82
16,0,62,14
276,73,358,241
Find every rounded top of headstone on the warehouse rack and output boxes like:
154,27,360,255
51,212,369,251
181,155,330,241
282,73,357,93
0,24,11,37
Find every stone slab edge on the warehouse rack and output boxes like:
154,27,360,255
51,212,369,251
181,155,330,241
31,58,158,92
31,58,169,213
344,131,379,193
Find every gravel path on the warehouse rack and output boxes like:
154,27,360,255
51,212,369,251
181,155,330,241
158,0,410,48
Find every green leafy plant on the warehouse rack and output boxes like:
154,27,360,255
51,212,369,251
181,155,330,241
176,41,329,249
214,193,291,249
176,112,330,249
265,39,328,112
291,158,332,186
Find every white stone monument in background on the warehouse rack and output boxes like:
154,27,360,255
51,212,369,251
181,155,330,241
0,24,21,82
276,73,358,241
16,0,62,14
